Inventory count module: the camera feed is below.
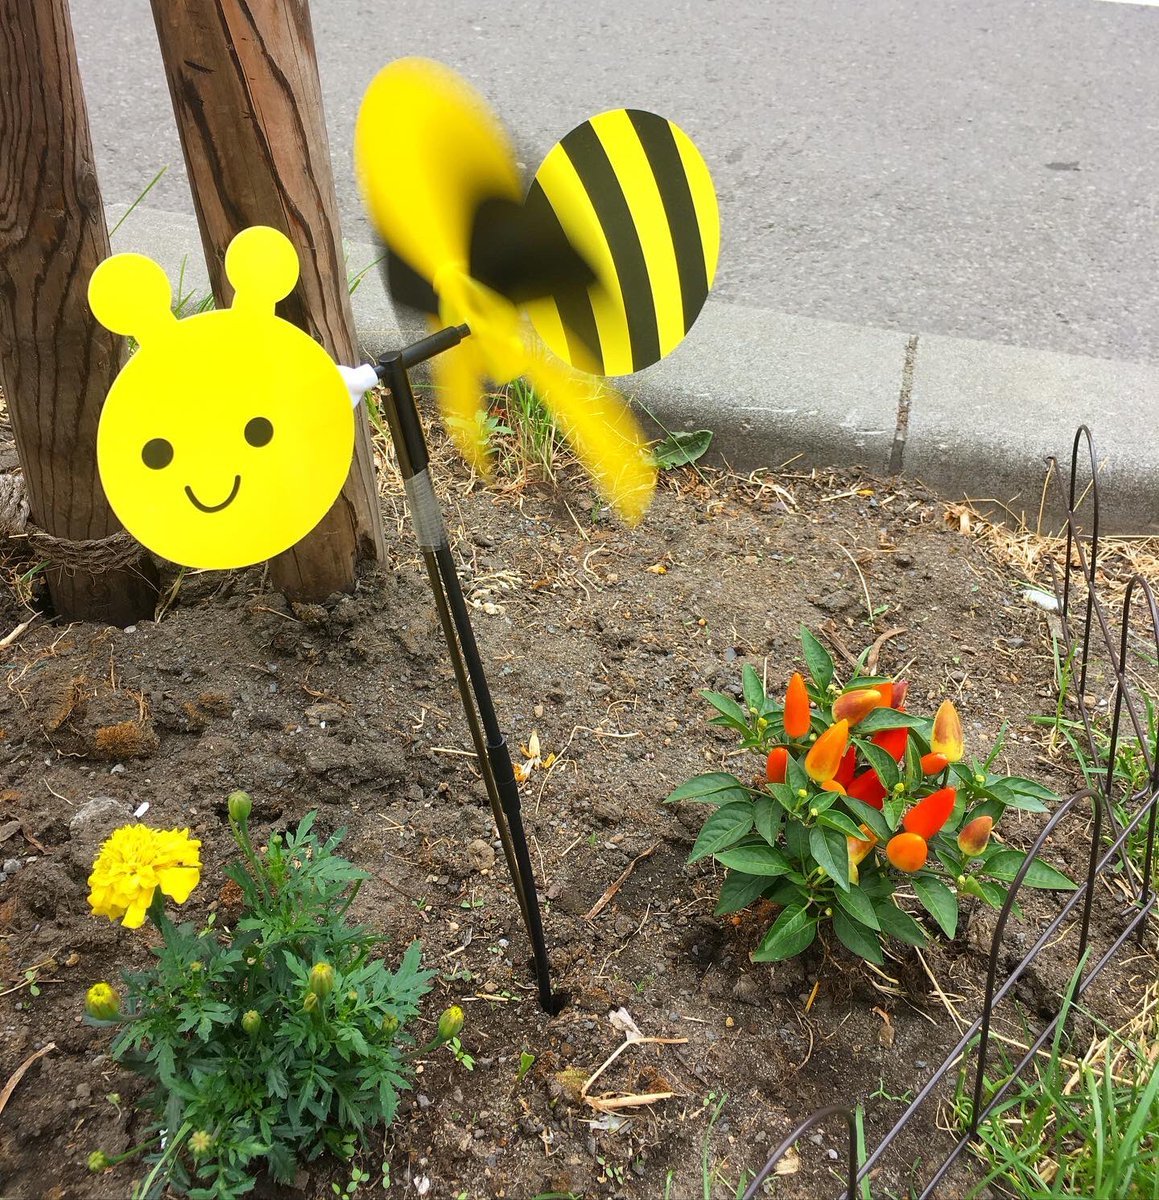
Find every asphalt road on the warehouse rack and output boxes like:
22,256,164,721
71,0,1159,363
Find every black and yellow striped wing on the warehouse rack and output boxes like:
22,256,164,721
525,108,719,378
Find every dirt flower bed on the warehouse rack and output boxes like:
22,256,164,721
0,447,1146,1199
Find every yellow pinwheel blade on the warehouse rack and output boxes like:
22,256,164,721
523,349,657,526
354,58,521,286
430,332,493,478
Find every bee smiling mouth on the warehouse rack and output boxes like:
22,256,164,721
185,476,241,513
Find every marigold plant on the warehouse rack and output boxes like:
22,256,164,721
667,627,1074,964
82,803,462,1200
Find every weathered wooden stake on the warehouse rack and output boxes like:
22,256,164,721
150,0,385,600
0,0,158,625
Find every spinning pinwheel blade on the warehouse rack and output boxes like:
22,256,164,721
353,57,720,1012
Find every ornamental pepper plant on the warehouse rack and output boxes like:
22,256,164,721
668,628,1075,965
81,795,462,1200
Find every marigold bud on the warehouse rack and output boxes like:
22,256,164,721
308,961,334,999
227,790,252,824
437,1005,465,1043
957,815,994,857
241,1009,261,1035
189,1130,214,1157
85,982,120,1022
302,991,319,1014
381,1013,400,1039
88,1150,111,1172
347,989,358,1003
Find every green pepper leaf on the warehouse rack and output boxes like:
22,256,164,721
834,884,881,930
983,849,1075,890
752,904,818,962
832,908,884,964
666,772,749,806
912,873,959,938
714,870,771,915
875,898,928,946
741,664,765,719
688,802,755,863
810,825,850,892
715,840,792,877
856,738,901,793
800,626,834,692
754,796,783,846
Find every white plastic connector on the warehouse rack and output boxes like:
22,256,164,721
336,363,380,407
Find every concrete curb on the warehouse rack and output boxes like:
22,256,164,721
108,204,1159,534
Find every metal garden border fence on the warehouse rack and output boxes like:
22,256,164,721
742,426,1159,1199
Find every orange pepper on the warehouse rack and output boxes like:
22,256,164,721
902,786,956,840
805,719,849,784
931,700,964,762
920,751,949,776
885,831,928,872
784,672,811,739
766,746,789,784
832,687,883,726
957,815,994,857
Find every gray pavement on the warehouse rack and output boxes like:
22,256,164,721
76,2,1159,533
109,204,1159,534
74,0,1159,363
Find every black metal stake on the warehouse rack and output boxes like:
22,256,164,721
374,327,565,1014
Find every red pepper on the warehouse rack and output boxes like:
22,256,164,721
872,726,909,762
834,746,858,787
902,786,956,840
846,769,886,809
766,746,789,784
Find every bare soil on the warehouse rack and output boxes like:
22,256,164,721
0,445,1150,1200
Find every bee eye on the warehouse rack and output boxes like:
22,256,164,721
142,438,174,470
245,417,273,447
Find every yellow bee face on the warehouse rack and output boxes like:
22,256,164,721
89,227,354,570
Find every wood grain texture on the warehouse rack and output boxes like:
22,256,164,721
0,0,158,624
150,0,385,600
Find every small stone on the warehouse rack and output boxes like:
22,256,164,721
466,839,495,873
2,859,20,875
417,1093,432,1109
808,1133,824,1145
827,1148,839,1160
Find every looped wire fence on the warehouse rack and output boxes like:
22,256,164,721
743,425,1159,1199
0,468,146,572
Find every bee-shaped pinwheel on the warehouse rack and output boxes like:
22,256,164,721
354,58,720,524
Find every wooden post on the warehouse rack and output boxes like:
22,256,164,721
0,0,158,625
149,0,385,600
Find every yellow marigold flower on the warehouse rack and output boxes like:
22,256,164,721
87,825,201,929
